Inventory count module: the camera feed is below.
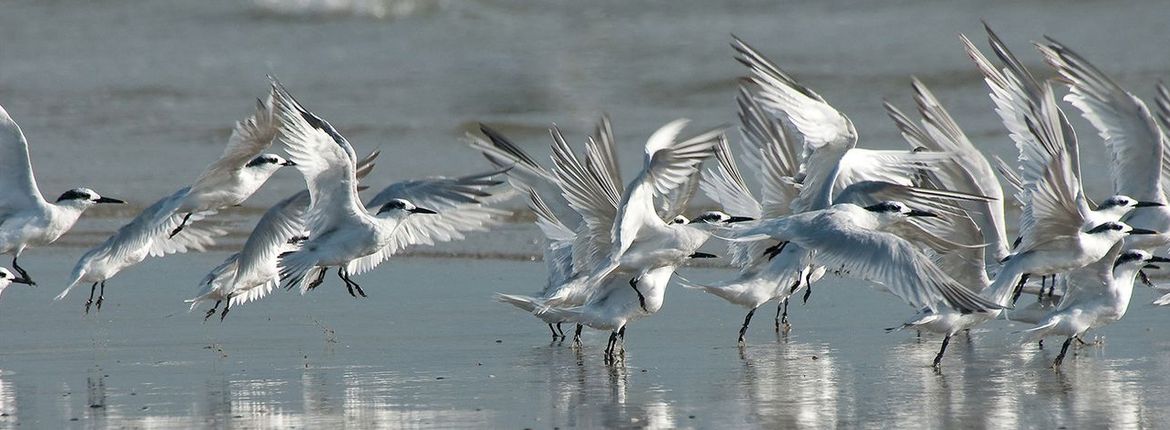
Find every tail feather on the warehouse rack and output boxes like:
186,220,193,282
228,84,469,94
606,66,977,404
277,249,319,294
54,269,85,301
1154,292,1170,306
1016,319,1059,344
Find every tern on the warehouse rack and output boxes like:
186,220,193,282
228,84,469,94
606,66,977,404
169,89,296,238
55,188,226,313
270,79,508,296
0,102,125,285
1019,245,1168,367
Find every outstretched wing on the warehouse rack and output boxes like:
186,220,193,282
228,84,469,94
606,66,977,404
270,78,365,236
0,102,46,211
190,89,279,194
344,171,511,275
1038,38,1165,201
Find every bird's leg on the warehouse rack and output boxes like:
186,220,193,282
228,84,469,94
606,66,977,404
219,302,231,321
1075,336,1089,346
556,322,565,338
548,323,559,339
764,241,789,261
629,277,648,312
94,281,106,311
10,256,34,285
605,331,619,359
933,334,952,369
1011,274,1031,304
739,307,758,345
169,212,193,238
338,269,356,297
618,325,626,343
204,301,221,321
801,269,814,303
573,324,583,346
1038,339,1044,349
1053,336,1074,368
307,268,328,290
84,282,98,314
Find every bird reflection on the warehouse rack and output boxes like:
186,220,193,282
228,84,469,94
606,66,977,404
734,342,841,428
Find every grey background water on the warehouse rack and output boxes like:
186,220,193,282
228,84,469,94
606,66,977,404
1,0,1169,428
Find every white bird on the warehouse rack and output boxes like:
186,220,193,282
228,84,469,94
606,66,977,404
0,267,34,300
0,102,125,285
1019,245,1168,367
472,120,624,341
169,90,296,238
54,188,226,313
189,151,380,320
271,79,508,296
498,265,676,361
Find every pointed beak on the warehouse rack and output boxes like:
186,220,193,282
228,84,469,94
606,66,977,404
95,196,125,204
1144,264,1162,270
409,207,437,215
10,276,33,286
1149,256,1170,263
1129,228,1159,235
282,160,297,166
907,209,938,218
727,216,755,223
1136,201,1164,208
689,252,718,259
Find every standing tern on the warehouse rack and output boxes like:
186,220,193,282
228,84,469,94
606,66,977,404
169,90,295,238
1019,245,1168,367
0,102,125,285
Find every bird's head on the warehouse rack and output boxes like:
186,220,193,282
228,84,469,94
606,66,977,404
0,268,33,289
1096,195,1163,215
376,198,437,217
1087,221,1157,237
687,210,755,225
863,201,937,222
245,153,296,172
1114,249,1170,273
55,188,124,207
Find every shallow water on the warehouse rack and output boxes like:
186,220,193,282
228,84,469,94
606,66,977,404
2,0,1170,428
4,254,1170,428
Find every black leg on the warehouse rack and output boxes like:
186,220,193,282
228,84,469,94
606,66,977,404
764,241,789,260
933,334,952,368
573,324,583,346
338,269,356,297
11,256,34,285
629,277,647,312
1140,270,1154,287
219,302,231,321
1075,336,1088,346
169,212,193,238
308,268,328,290
774,299,785,332
1053,336,1074,368
1011,274,1031,304
801,269,814,303
204,301,220,321
95,281,105,311
85,282,98,314
548,323,559,339
1038,339,1044,349
556,322,565,337
739,307,758,345
605,330,619,359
